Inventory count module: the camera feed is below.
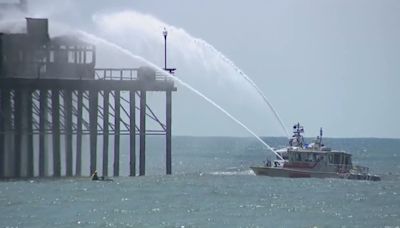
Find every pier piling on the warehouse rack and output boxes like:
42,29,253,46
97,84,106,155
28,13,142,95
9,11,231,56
102,90,109,177
14,90,22,177
139,90,146,176
89,89,98,176
27,90,34,177
129,90,136,176
39,89,48,177
166,90,172,175
52,90,61,177
0,91,4,177
75,90,83,176
113,91,120,177
64,89,73,176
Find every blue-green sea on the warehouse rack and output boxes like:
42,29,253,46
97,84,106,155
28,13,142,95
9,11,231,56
1,137,400,227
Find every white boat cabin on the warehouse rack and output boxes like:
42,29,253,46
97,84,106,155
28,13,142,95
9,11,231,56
285,149,353,171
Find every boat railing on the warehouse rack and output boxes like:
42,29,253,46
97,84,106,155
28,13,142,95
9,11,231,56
326,164,353,172
351,165,370,174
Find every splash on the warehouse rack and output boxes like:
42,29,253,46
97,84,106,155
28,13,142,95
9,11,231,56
78,31,283,160
208,170,255,176
93,10,289,138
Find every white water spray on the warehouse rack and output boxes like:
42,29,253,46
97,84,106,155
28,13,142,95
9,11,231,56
193,39,290,138
1,7,285,159
93,11,289,138
78,31,283,160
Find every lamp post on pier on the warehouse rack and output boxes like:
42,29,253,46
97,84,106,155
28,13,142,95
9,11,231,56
162,28,175,175
162,28,176,74
163,28,168,70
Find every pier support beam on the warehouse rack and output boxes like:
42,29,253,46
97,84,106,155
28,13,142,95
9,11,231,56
166,90,172,175
0,75,176,178
14,90,22,177
75,90,83,176
52,90,61,177
102,90,109,177
39,89,48,177
2,90,12,177
139,90,146,176
89,89,98,176
113,91,120,176
0,90,7,178
27,90,34,177
64,90,73,176
129,90,136,177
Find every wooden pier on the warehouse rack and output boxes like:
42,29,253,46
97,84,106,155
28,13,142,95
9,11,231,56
0,70,176,178
0,18,177,178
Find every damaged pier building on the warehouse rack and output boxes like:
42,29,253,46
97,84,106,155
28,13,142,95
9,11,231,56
0,18,176,178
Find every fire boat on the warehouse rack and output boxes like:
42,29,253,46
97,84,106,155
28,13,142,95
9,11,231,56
250,123,381,181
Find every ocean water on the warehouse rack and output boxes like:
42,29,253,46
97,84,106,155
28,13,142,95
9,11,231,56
1,137,400,227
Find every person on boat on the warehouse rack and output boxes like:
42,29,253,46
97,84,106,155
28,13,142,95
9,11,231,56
264,159,272,167
91,171,113,181
91,170,99,181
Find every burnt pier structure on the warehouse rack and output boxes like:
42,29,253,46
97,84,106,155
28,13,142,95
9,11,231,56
0,18,176,178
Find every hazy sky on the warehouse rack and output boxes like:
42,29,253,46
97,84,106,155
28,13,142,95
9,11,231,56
6,0,400,138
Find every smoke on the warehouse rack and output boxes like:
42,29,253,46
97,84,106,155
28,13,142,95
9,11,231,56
25,0,75,19
0,3,26,33
0,0,75,34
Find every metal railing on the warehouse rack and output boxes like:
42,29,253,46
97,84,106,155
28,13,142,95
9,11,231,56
350,165,370,174
94,68,172,81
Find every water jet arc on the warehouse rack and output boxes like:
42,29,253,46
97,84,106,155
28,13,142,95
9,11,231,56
194,39,289,138
78,31,284,160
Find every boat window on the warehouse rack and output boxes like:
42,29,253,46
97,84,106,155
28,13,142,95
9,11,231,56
68,50,75,63
18,50,23,62
334,154,341,164
328,154,333,163
39,64,46,74
86,51,93,64
314,154,324,162
345,155,351,165
305,153,313,162
49,50,54,63
295,153,301,161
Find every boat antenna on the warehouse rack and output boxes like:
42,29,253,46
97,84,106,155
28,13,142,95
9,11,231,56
320,127,323,145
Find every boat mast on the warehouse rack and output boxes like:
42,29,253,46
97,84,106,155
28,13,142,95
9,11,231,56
320,127,323,146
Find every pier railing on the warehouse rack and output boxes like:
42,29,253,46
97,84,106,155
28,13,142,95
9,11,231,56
95,68,172,81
